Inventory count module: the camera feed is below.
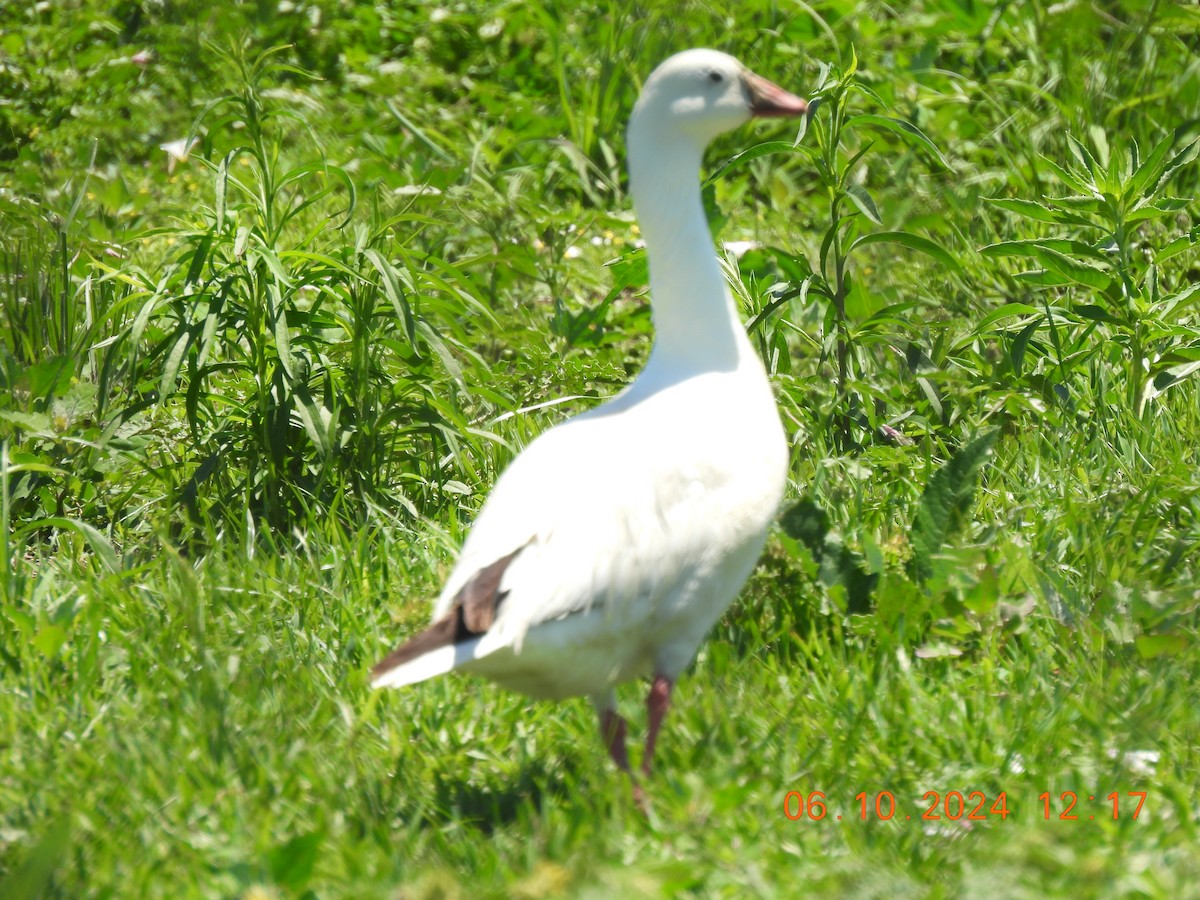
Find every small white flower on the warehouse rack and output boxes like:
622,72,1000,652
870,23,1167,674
392,184,441,196
723,240,760,258
159,136,200,173
1107,748,1160,776
564,246,583,260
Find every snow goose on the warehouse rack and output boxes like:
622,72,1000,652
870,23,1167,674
373,49,807,802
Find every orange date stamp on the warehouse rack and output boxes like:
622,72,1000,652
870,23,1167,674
783,790,1147,822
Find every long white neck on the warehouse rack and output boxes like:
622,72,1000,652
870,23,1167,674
627,123,751,380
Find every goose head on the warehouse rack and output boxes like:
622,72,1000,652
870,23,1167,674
628,49,808,150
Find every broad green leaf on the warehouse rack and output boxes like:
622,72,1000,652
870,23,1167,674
1010,318,1042,377
1038,156,1093,194
267,831,324,893
1150,360,1200,396
1074,304,1123,325
705,141,796,185
1162,281,1200,318
984,197,1061,223
1066,133,1102,178
1155,136,1200,194
1013,269,1072,287
974,303,1043,332
1153,231,1200,264
160,331,190,398
780,498,829,561
1124,131,1175,201
292,382,333,456
845,114,950,169
1031,245,1112,289
31,517,121,573
844,44,858,80
845,183,883,225
184,229,213,286
909,429,1000,583
1126,197,1191,224
1054,195,1105,213
1135,634,1188,659
980,239,1109,262
253,246,293,288
365,249,415,343
0,410,53,433
268,283,293,380
0,818,70,900
849,230,962,273
215,153,229,223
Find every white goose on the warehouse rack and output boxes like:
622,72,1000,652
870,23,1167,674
373,49,807,800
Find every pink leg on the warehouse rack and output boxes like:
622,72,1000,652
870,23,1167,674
598,706,646,809
642,674,673,777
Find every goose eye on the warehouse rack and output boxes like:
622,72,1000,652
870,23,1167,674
707,71,723,84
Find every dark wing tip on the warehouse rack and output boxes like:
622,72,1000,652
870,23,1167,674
371,613,462,679
371,544,528,679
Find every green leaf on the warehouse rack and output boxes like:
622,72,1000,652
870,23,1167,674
973,303,1043,331
1074,304,1123,325
0,410,53,434
984,197,1097,228
1162,281,1200,318
365,249,415,343
267,830,323,892
849,231,962,273
980,239,1109,262
215,153,229,223
292,382,333,456
160,331,190,398
705,140,796,186
1038,156,1093,194
252,246,293,288
909,429,1000,583
1154,231,1200,265
185,229,213,286
32,517,121,573
1126,197,1191,224
845,183,883,225
268,283,293,380
1155,136,1200,193
1031,245,1112,290
25,357,72,401
0,818,71,900
780,498,830,561
1010,318,1042,377
1124,131,1175,202
603,247,649,307
845,114,950,169
1066,133,1102,178
1013,269,1072,287
984,197,1061,223
1135,634,1188,659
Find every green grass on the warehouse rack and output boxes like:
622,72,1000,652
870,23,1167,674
2,0,1200,896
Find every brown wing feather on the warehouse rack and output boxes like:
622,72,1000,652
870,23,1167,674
371,546,525,679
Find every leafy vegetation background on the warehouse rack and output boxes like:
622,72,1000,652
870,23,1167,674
2,0,1199,896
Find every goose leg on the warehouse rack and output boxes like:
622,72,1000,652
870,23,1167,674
642,674,673,777
595,695,645,808
599,707,633,773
